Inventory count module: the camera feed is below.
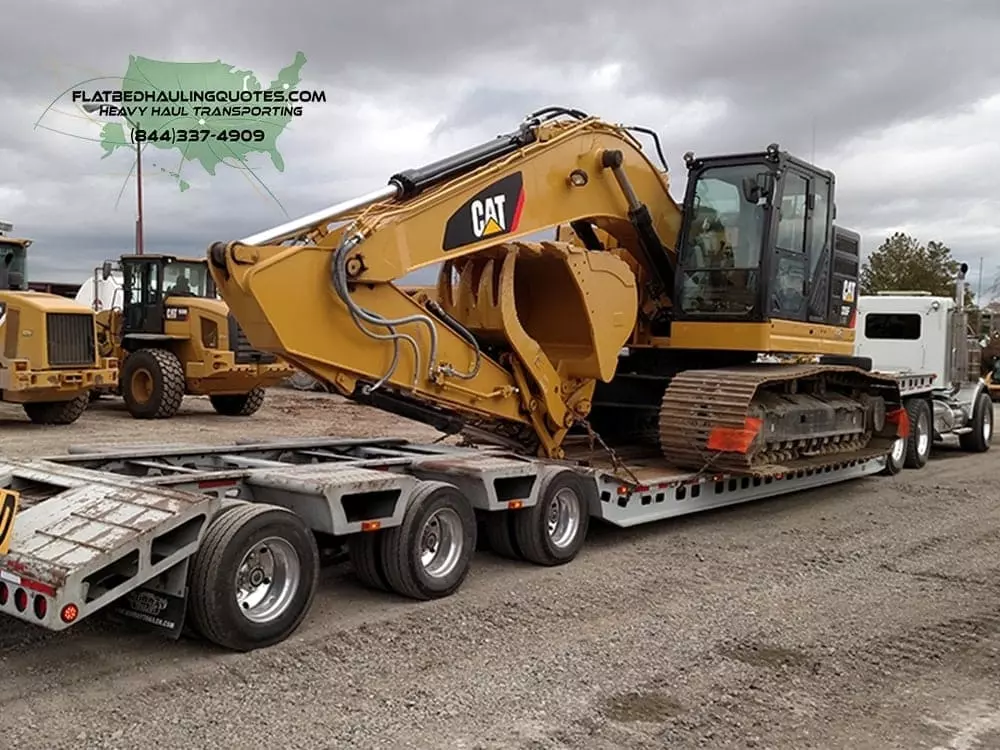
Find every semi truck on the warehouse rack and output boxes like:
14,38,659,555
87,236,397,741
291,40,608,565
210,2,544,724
849,262,993,472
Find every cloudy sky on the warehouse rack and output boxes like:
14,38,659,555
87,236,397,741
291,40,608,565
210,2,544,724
2,0,1000,298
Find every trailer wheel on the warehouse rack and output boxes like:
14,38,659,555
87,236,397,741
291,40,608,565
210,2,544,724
348,532,390,591
880,436,906,475
186,503,319,652
959,391,993,453
121,348,186,419
22,393,89,425
209,386,266,417
482,511,522,560
512,469,591,566
904,397,932,469
379,481,476,600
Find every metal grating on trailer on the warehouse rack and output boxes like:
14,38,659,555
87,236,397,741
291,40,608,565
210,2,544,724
0,458,217,630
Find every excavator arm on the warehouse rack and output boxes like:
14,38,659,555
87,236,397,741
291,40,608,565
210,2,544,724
206,110,685,458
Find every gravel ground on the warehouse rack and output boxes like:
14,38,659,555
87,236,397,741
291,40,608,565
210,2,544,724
1,389,999,750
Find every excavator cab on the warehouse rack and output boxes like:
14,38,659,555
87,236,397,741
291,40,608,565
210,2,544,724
0,236,29,292
669,144,858,356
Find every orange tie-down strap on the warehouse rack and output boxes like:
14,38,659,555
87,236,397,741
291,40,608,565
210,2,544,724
707,417,763,453
885,406,911,439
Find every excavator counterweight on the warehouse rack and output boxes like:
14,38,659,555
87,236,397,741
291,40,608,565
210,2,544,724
206,107,905,474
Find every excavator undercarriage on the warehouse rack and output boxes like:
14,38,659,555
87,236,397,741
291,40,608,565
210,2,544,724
205,106,906,478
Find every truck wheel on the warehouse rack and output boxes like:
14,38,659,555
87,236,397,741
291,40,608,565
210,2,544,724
21,393,90,425
959,391,993,453
121,348,185,419
378,481,476,600
186,502,319,652
209,386,266,417
903,397,932,469
347,532,390,591
512,468,591,566
880,436,906,475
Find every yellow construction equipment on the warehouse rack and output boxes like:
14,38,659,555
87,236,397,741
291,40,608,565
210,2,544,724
203,107,906,475
0,222,117,424
90,253,294,419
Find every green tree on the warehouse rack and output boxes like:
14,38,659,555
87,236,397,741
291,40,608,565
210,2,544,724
859,231,975,306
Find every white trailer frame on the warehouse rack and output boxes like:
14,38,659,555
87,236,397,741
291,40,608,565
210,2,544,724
0,435,889,652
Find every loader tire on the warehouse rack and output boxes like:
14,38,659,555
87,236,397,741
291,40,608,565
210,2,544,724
121,348,186,419
959,391,993,453
903,397,932,469
209,386,266,417
22,393,89,425
186,502,319,652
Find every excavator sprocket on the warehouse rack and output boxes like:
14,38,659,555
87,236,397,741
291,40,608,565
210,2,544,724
658,363,903,476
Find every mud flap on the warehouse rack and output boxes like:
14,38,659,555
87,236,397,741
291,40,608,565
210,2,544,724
107,559,190,640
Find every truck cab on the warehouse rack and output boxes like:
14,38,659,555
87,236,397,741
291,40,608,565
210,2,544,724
854,292,958,386
853,268,992,469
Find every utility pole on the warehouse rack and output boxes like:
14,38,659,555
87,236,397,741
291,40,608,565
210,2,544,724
978,256,984,300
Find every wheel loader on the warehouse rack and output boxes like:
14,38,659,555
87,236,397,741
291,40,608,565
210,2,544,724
0,222,118,424
202,106,907,476
88,253,294,419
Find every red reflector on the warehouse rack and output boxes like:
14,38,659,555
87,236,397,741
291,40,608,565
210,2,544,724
848,307,857,329
886,407,910,439
21,578,57,598
0,582,7,605
706,417,763,453
33,594,47,620
13,588,27,612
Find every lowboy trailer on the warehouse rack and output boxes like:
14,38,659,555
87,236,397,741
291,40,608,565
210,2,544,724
0,435,897,652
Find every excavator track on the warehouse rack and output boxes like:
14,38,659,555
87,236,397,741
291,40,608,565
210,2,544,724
658,363,903,476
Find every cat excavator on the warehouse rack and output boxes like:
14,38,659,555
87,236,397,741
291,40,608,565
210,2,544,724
203,106,906,476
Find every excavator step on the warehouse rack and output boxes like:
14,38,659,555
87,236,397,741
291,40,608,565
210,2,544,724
658,363,904,476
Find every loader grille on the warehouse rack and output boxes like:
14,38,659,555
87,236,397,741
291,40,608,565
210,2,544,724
45,313,96,368
227,313,277,364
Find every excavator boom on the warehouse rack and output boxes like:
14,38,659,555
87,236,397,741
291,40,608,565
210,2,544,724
206,107,904,471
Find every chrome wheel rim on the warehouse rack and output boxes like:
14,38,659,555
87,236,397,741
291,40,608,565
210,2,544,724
547,488,581,549
420,507,464,579
917,412,930,457
891,437,905,464
235,537,301,624
983,405,993,442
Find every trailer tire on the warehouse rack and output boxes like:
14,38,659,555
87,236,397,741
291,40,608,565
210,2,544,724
186,503,319,652
379,481,476,600
881,436,906,475
22,393,89,425
512,469,591,566
959,391,993,453
209,386,266,417
348,532,390,591
483,511,522,560
904,397,932,469
121,348,185,419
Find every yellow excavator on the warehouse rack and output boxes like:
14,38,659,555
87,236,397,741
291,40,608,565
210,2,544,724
203,107,906,476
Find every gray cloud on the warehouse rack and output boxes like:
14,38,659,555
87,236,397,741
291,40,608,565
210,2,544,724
2,0,1000,298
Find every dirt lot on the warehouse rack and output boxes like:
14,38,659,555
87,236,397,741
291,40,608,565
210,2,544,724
1,388,999,750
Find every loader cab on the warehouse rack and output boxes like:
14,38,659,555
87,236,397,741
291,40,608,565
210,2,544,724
0,240,29,291
116,254,216,335
671,145,856,344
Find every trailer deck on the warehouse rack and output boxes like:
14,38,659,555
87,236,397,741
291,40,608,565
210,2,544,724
0,436,890,651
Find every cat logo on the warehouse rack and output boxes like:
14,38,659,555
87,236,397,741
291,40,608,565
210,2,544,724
471,195,508,238
0,488,20,556
442,172,525,251
841,280,857,303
